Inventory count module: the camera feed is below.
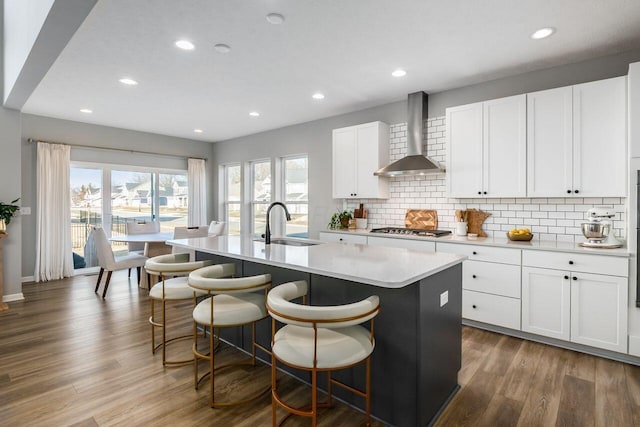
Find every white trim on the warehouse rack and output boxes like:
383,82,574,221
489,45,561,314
630,335,640,357
4,293,25,302
21,275,35,283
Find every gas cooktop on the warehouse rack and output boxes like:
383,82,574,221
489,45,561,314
370,227,452,237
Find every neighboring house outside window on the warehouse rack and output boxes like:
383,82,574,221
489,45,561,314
222,163,242,235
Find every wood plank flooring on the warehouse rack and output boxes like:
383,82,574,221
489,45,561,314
1,273,640,426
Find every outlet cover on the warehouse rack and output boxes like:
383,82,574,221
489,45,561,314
440,291,449,307
21,207,31,215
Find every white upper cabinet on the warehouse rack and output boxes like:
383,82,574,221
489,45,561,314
573,77,627,197
332,121,389,199
527,86,573,197
527,76,627,197
447,94,526,198
446,102,483,198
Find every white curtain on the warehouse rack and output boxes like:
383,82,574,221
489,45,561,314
187,158,207,226
34,142,74,282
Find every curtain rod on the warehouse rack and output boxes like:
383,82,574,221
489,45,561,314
26,138,206,161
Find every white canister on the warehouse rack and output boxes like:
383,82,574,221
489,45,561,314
355,218,368,229
455,222,467,236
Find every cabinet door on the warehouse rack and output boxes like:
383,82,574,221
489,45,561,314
570,272,628,353
318,232,367,244
522,267,571,340
367,235,435,252
484,94,527,197
332,127,357,198
573,76,627,197
355,122,386,198
527,86,573,197
446,102,483,197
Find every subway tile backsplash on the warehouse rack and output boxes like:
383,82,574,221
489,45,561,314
347,118,626,242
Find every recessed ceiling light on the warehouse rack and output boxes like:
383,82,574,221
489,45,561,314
119,78,138,85
80,108,93,114
249,111,260,117
266,13,285,24
312,92,325,100
175,39,195,50
531,27,555,40
392,69,407,77
194,129,203,133
214,43,231,53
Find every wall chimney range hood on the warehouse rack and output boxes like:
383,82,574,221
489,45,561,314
374,91,445,177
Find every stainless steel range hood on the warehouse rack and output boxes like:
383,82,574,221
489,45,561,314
374,91,445,176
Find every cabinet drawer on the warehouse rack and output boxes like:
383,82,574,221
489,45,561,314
438,242,521,265
318,232,367,245
462,290,521,330
367,236,435,252
463,261,521,298
522,250,628,276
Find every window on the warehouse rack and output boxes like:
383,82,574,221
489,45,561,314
251,160,272,236
223,164,242,235
283,156,308,237
70,163,188,267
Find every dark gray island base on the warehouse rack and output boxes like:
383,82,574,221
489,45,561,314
196,252,462,427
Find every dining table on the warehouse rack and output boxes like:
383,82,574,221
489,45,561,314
109,232,174,288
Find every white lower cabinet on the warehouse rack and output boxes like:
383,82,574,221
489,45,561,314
367,236,435,251
522,250,628,353
522,267,571,341
462,290,520,330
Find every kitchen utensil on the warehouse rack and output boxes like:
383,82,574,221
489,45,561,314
455,222,467,236
579,206,622,248
465,209,491,237
404,209,438,230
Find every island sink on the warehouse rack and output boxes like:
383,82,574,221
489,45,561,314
254,237,320,247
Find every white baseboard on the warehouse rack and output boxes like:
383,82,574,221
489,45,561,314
4,293,25,302
21,275,34,283
630,335,640,357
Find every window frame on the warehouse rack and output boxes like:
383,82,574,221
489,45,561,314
281,154,309,237
249,159,273,237
220,162,243,235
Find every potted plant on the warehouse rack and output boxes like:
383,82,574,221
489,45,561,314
328,210,353,229
0,198,20,233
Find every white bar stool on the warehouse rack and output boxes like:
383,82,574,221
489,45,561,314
188,263,272,408
144,253,213,366
266,281,380,427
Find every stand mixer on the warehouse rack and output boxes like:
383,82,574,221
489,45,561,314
579,206,622,248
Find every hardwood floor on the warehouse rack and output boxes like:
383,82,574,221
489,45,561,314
2,273,640,426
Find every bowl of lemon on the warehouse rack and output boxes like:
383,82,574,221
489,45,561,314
507,228,533,241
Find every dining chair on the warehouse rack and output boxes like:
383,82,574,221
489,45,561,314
92,227,148,298
188,264,272,408
208,221,226,236
125,220,160,277
266,281,380,426
172,226,210,258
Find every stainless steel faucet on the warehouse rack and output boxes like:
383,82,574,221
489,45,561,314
264,202,291,244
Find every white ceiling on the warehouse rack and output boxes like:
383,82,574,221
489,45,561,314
21,0,640,142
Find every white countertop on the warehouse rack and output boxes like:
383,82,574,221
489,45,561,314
322,229,631,258
168,235,466,288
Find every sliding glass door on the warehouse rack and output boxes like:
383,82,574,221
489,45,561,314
70,163,188,270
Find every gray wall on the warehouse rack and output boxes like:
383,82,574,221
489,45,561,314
212,101,406,238
0,1,23,297
213,48,640,239
21,114,215,277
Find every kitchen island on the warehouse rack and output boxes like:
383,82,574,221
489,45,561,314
169,235,466,427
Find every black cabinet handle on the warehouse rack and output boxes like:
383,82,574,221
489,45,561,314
354,193,357,196
339,238,343,241
483,191,487,195
569,260,574,265
472,251,477,255
573,276,578,281
567,189,571,194
478,191,481,195
574,190,579,194
564,275,569,280
472,274,477,279
472,305,477,309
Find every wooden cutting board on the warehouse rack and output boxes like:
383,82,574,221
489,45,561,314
405,209,438,230
465,209,491,237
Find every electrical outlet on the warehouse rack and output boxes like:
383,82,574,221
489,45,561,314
440,291,449,307
21,207,31,215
